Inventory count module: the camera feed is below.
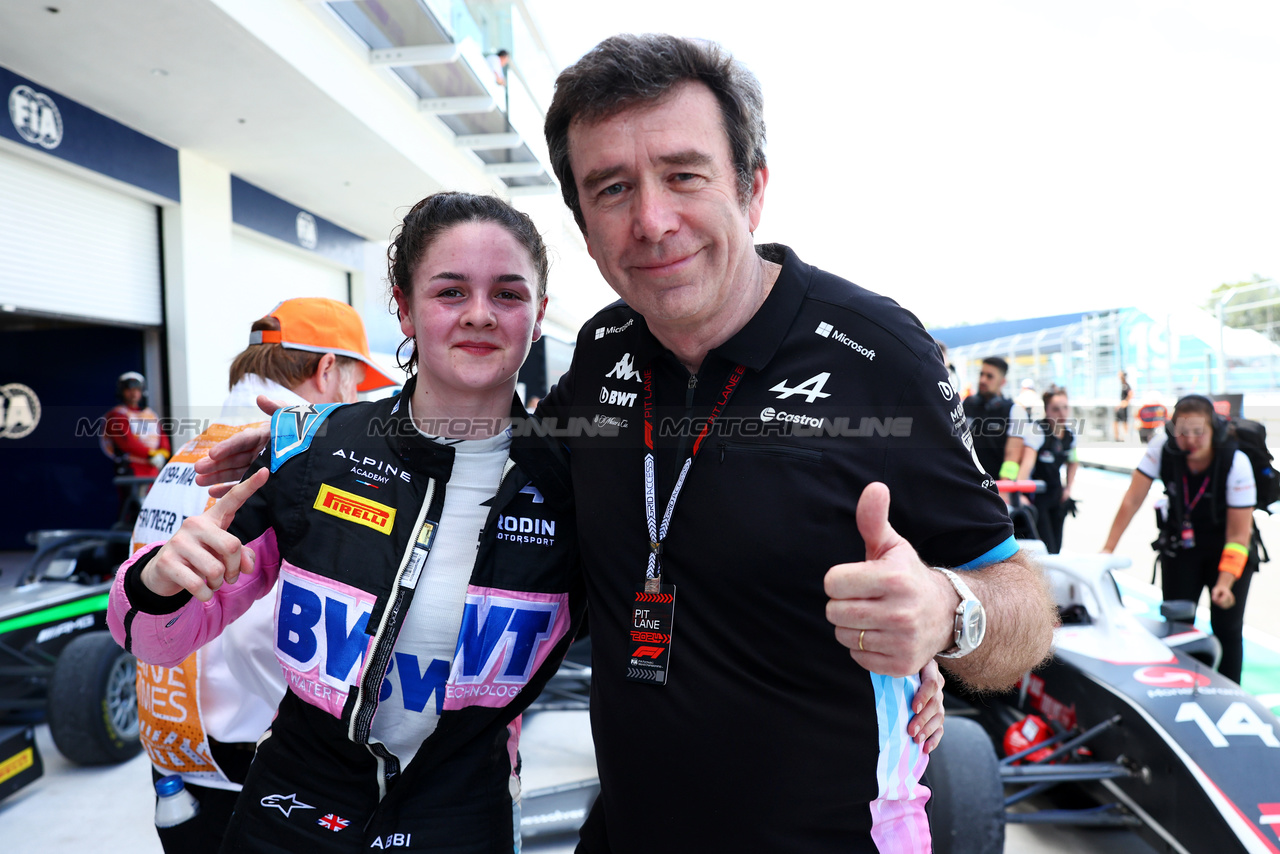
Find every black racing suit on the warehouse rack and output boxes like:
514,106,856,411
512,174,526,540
109,379,584,852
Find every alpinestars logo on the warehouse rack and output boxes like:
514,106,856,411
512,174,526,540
260,793,315,817
606,353,642,382
770,372,832,403
814,322,876,360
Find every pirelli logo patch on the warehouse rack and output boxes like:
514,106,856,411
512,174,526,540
314,484,396,534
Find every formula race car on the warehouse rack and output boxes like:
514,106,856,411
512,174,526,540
932,544,1280,854
0,525,142,801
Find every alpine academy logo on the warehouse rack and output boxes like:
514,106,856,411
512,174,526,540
314,484,396,533
606,353,642,382
814,321,875,360
770,372,831,403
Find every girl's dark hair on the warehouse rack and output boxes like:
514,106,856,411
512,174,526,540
387,192,549,374
1042,387,1068,410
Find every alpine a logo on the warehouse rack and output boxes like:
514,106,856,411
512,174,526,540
594,318,634,339
314,484,396,533
9,85,62,149
815,321,875,360
606,353,642,382
770,372,832,403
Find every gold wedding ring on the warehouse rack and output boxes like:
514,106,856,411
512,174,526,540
859,629,866,652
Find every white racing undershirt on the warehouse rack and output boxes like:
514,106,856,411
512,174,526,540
369,409,511,768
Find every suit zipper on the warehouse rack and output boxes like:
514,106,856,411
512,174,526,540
349,477,440,791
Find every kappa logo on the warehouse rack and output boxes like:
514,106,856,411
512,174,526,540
314,484,396,534
769,372,832,403
260,793,315,817
814,321,876,360
605,353,642,382
594,318,635,339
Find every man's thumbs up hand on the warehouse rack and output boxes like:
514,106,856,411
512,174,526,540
824,483,959,676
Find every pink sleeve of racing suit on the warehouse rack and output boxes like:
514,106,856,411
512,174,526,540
107,527,281,667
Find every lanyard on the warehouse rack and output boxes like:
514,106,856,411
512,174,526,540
1182,473,1210,515
641,363,746,585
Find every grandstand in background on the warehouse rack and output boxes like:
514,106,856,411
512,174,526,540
932,298,1280,441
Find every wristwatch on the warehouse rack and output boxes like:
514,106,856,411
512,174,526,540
934,567,986,658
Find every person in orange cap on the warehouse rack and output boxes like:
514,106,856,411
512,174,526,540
128,297,395,854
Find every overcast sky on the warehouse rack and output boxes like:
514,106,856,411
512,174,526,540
526,0,1280,329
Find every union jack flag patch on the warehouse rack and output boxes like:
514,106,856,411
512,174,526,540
317,813,350,831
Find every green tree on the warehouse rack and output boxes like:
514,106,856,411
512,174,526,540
1206,275,1280,342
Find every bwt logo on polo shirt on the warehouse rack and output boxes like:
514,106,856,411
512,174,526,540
9,85,62,149
314,484,396,534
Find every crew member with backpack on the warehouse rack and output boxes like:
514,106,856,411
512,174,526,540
1101,394,1277,684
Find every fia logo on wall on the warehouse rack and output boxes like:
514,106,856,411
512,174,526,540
295,211,318,250
8,85,62,150
0,384,41,440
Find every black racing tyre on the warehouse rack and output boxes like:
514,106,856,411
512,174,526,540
47,631,142,765
929,716,1005,854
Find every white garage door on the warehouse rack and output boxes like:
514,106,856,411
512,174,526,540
0,148,162,325
230,230,350,310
